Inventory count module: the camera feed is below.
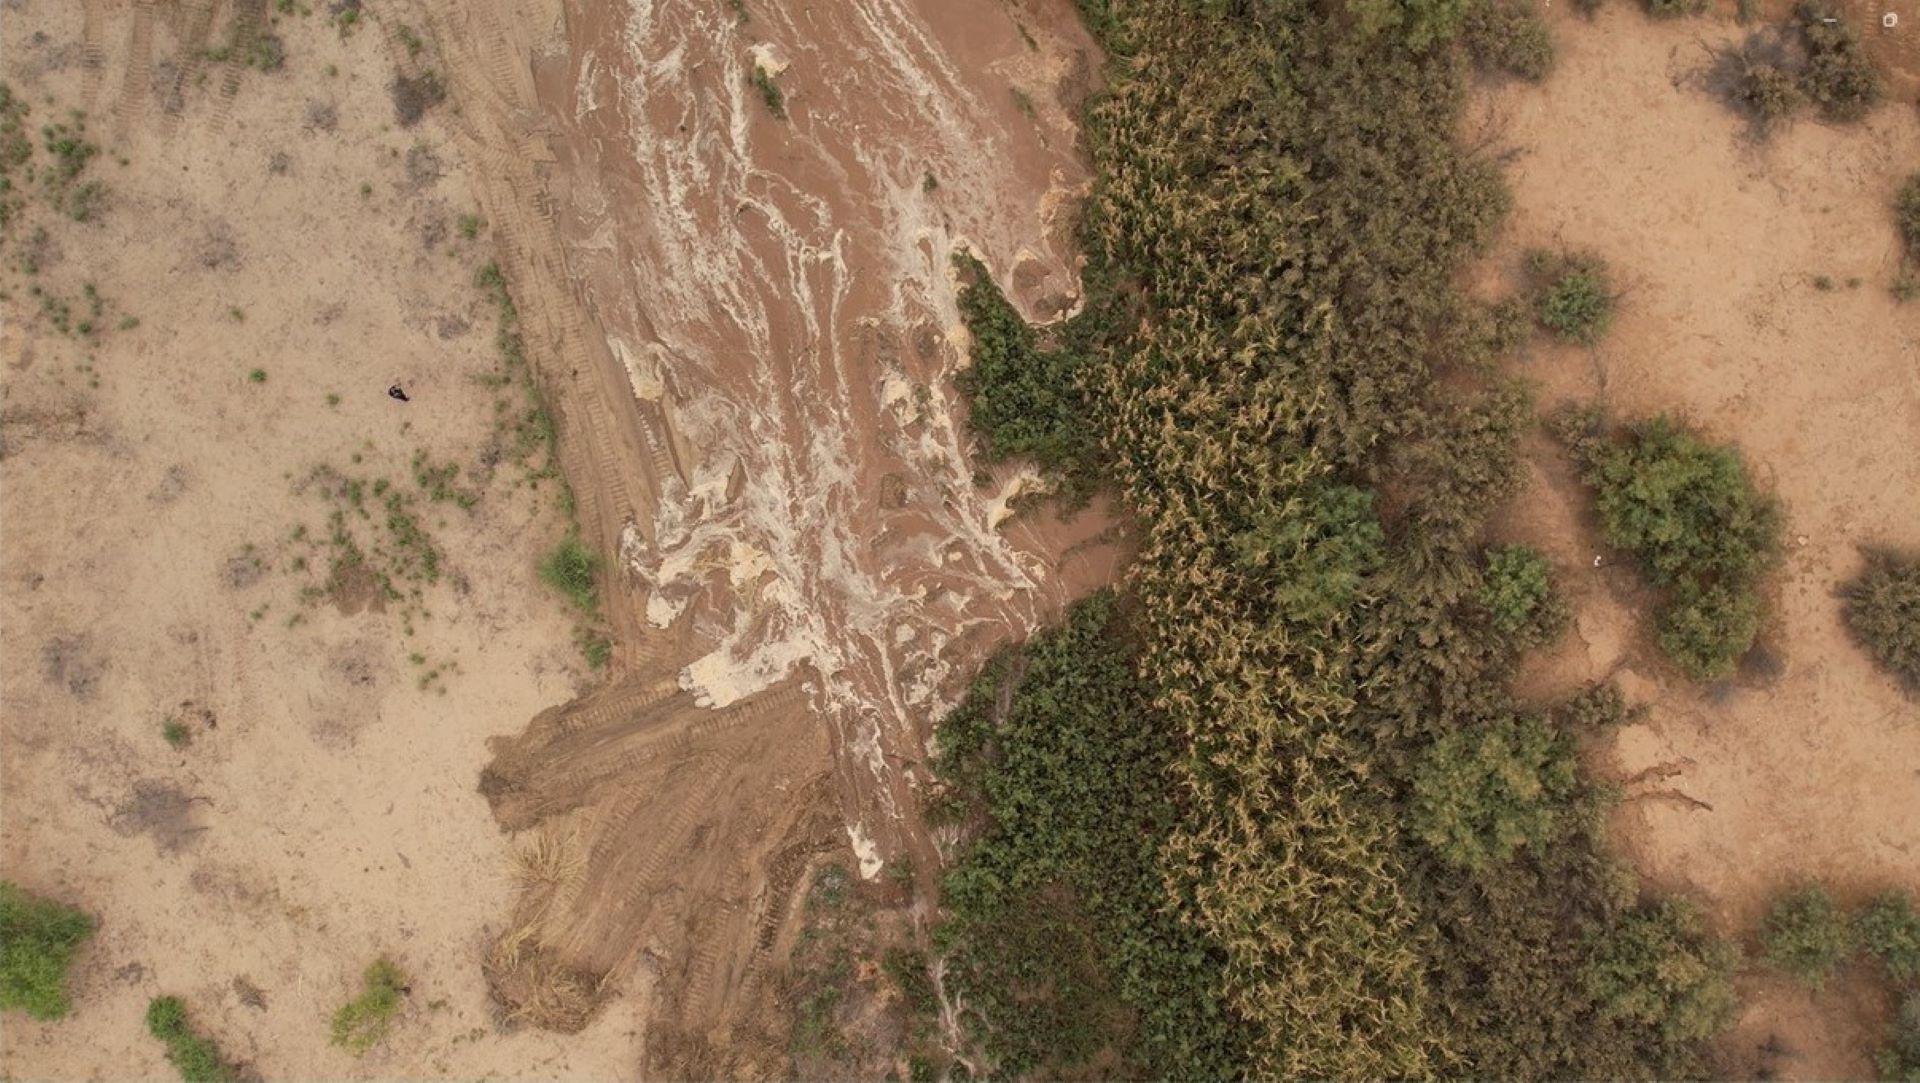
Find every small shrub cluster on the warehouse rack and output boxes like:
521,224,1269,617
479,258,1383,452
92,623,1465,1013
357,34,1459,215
330,957,408,1055
1723,37,1807,136
1842,549,1920,692
538,534,600,615
1758,882,1920,1075
1897,176,1920,262
0,882,93,1020
38,112,106,222
1714,10,1881,136
1796,0,1881,121
1531,250,1614,345
1557,681,1644,729
1762,885,1854,988
145,996,233,1083
1461,0,1554,81
1568,415,1780,680
390,72,446,128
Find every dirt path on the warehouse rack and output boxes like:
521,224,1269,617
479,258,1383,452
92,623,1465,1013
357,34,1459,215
408,0,1118,1068
1472,7,1920,1076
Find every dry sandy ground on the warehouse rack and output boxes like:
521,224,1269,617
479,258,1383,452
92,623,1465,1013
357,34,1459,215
1475,4,1920,1075
0,1,640,1077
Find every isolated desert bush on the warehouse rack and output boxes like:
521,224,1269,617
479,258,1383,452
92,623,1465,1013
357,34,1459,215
1897,176,1920,259
1842,549,1920,692
538,534,599,614
1410,714,1578,871
1461,0,1554,80
1575,415,1779,680
1657,582,1763,684
1531,250,1614,345
1795,0,1881,121
331,957,408,1054
1763,885,1854,989
750,64,786,119
1859,890,1920,983
1585,900,1739,1043
0,882,92,1020
1719,34,1808,136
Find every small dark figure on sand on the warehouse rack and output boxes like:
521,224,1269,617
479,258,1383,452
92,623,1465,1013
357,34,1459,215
387,384,410,402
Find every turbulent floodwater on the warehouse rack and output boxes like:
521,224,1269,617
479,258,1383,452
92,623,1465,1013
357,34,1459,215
531,0,1114,873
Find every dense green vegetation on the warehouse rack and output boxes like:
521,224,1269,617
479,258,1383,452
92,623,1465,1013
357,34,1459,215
1843,549,1920,692
952,253,1098,483
932,595,1247,1078
1583,900,1737,1044
330,957,408,1054
1762,885,1854,989
941,0,1746,1075
1559,412,1779,680
0,882,93,1020
145,996,233,1083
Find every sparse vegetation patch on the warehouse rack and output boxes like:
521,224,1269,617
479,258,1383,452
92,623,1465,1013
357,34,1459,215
751,64,786,120
0,882,93,1020
538,534,600,615
145,996,234,1083
330,957,408,1054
